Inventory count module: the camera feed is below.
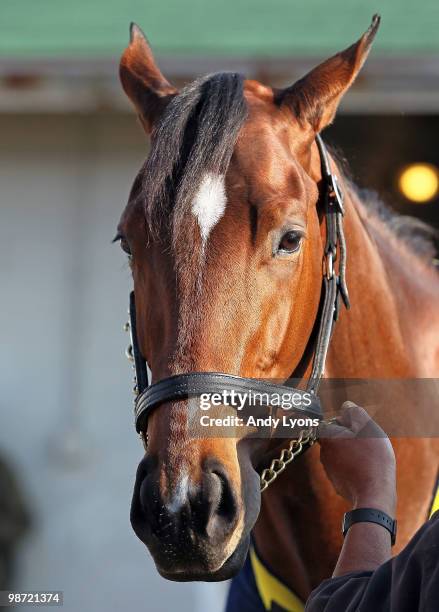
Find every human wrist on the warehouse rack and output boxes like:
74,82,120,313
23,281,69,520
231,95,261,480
343,507,397,546
354,489,396,517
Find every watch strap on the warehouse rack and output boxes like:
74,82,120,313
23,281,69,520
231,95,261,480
342,508,397,545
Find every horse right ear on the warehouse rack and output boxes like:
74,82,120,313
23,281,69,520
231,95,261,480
119,23,178,133
278,15,380,134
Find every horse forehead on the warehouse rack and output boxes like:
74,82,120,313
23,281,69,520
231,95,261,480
188,122,296,246
185,126,307,240
228,126,305,206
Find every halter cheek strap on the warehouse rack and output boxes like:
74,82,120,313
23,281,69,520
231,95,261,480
307,135,350,394
128,291,149,397
126,135,349,440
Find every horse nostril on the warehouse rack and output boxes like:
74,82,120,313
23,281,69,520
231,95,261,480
201,464,239,540
212,469,238,523
136,459,240,546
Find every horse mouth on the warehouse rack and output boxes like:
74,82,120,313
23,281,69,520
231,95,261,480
155,535,251,582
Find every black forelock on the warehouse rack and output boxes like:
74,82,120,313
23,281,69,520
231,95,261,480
140,72,248,240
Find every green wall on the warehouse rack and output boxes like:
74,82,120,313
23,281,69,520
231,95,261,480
2,0,439,57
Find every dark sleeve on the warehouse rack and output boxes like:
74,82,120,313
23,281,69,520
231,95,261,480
305,511,439,612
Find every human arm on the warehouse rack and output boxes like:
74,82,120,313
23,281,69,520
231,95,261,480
318,402,396,576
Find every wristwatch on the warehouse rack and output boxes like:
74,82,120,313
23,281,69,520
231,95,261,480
342,508,397,545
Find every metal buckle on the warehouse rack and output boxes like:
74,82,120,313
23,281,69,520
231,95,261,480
325,251,334,280
124,319,139,398
125,343,134,362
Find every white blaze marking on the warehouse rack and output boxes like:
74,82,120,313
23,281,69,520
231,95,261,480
191,173,227,244
166,473,189,514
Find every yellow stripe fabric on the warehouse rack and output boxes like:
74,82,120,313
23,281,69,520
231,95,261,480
250,547,304,612
429,482,439,517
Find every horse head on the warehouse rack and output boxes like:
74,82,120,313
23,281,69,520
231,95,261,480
116,17,379,581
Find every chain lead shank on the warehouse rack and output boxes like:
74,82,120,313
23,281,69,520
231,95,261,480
260,429,317,492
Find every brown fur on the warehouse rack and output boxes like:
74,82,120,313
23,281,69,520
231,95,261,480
118,16,439,591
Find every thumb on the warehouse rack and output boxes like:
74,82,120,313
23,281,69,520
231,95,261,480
338,401,371,433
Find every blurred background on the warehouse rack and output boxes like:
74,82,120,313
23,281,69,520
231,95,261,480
1,1,438,611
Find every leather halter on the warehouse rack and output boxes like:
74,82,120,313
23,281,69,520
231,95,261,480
127,135,349,437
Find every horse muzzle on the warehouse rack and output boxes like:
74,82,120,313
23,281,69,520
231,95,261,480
130,453,252,580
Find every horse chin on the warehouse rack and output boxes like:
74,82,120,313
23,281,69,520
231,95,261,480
156,535,251,582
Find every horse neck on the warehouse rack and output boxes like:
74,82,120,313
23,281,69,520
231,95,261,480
325,186,435,378
253,186,439,598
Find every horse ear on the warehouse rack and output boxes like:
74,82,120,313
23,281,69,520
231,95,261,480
278,15,380,133
119,23,178,133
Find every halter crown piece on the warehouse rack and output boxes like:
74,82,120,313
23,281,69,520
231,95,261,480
124,135,349,490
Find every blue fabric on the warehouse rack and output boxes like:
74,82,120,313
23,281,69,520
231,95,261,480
226,552,266,612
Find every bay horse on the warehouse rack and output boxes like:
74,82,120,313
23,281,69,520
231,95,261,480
116,16,439,609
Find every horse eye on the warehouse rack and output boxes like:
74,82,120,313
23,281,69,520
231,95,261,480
277,231,303,254
113,233,131,256
120,239,132,256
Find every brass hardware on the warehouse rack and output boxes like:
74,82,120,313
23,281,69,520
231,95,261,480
125,344,134,362
260,428,317,492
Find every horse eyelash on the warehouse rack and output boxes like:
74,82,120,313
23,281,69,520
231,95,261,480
112,234,133,268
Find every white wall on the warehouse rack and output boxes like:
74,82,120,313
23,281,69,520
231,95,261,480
0,113,227,612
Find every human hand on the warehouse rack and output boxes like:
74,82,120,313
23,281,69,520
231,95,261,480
318,402,396,516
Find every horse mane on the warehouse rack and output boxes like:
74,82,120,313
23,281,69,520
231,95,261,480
140,72,248,240
357,188,438,264
328,145,438,266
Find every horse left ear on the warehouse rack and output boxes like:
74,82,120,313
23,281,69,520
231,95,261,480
119,23,178,133
278,15,380,133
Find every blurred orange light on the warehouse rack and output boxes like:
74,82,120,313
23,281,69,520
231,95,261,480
398,163,439,203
